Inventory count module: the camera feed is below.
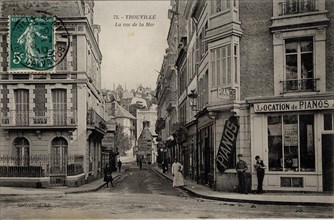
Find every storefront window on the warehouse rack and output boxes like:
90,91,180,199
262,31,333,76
268,116,283,171
268,114,315,172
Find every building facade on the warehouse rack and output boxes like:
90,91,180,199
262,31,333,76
157,0,334,193
0,1,106,187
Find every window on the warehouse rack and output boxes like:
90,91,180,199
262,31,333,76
324,113,334,131
52,89,67,125
180,101,187,126
15,89,29,126
268,114,315,172
178,64,187,96
198,71,209,110
211,45,231,87
284,37,315,92
199,23,208,61
211,0,231,14
14,137,30,166
280,0,316,16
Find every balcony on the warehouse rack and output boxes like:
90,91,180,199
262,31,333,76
279,0,316,16
0,110,77,128
87,108,107,134
271,0,328,32
280,78,319,94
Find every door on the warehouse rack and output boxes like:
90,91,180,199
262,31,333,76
322,134,334,192
50,137,68,186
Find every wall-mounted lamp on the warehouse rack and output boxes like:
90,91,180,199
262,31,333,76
187,89,198,111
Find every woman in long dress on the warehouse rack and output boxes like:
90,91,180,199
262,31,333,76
172,158,184,187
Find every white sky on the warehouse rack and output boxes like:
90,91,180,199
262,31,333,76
94,1,171,91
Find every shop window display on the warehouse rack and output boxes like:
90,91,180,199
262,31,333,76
268,114,315,172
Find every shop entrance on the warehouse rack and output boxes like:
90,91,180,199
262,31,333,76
322,134,334,192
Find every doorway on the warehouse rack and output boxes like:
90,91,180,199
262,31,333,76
50,137,68,186
322,134,334,192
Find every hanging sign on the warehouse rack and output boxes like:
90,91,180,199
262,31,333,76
216,115,239,173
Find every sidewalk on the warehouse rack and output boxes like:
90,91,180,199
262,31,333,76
0,170,124,196
152,166,334,206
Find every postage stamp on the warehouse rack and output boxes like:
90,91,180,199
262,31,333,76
9,12,69,71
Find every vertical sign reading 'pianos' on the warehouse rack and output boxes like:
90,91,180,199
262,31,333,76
216,115,239,173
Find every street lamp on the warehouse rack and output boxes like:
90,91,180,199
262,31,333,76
187,89,198,112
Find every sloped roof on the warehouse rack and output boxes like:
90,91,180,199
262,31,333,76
114,101,136,120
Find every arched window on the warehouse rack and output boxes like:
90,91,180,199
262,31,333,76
13,137,30,166
50,137,68,175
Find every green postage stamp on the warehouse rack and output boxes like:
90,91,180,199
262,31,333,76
9,14,69,71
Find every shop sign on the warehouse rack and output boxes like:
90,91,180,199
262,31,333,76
218,87,236,100
216,115,239,173
102,133,114,147
254,99,334,113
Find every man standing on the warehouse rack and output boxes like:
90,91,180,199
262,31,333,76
254,155,266,194
236,154,248,194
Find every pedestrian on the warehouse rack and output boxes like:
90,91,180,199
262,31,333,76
254,155,266,194
162,160,166,173
172,158,184,187
162,159,168,173
236,154,248,194
103,164,113,188
118,159,122,172
139,158,142,170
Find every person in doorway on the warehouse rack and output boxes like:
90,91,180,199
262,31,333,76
103,164,113,188
236,154,248,194
254,155,266,194
172,158,184,187
117,159,122,172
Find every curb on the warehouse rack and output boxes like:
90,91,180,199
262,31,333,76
152,167,334,207
65,174,121,194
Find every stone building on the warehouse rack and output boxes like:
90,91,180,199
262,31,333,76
0,1,106,187
157,0,334,193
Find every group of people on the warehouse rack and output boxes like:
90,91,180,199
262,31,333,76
170,155,266,194
236,154,266,194
105,156,266,193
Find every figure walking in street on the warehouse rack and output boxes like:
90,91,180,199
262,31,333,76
103,164,113,188
139,158,142,170
172,158,184,187
236,154,248,194
118,159,122,172
254,155,266,194
162,159,168,173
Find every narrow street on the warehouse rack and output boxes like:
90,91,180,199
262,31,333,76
0,162,333,219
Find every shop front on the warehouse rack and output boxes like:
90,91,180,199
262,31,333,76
250,98,334,192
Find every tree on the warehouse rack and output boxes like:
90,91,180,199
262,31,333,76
114,123,131,156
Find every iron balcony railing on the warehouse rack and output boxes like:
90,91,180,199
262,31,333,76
0,154,84,177
87,108,107,132
279,0,316,16
280,78,319,94
0,109,77,127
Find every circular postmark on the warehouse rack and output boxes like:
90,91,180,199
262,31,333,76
10,11,70,71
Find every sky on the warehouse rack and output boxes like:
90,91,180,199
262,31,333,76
94,1,171,91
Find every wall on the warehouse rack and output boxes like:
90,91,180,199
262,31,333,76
239,0,274,99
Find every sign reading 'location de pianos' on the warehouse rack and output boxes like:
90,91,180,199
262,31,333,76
216,116,239,173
